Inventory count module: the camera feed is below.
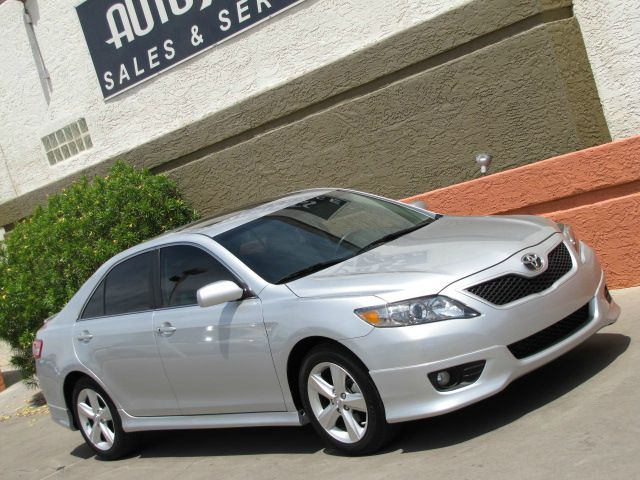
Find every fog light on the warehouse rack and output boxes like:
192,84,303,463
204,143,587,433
435,370,451,386
428,360,486,392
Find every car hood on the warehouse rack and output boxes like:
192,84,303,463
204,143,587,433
286,215,559,301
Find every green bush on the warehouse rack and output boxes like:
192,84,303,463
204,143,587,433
0,162,199,384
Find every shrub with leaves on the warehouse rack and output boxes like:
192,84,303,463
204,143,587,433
0,161,199,384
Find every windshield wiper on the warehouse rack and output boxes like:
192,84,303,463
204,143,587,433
357,218,434,254
276,257,351,284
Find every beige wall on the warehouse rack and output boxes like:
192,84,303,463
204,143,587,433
0,0,612,226
0,0,471,204
574,0,640,139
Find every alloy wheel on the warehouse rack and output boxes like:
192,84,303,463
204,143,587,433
307,362,368,443
76,388,116,451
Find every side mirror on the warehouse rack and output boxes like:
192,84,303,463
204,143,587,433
197,281,244,308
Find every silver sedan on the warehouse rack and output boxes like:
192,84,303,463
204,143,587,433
34,189,620,458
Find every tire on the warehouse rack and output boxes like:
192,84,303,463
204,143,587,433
299,345,394,455
72,378,137,460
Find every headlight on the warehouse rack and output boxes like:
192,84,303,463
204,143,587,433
355,295,480,327
558,222,579,251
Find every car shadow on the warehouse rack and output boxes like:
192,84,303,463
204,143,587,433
392,332,630,453
69,332,629,459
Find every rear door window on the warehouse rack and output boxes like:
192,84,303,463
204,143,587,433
104,252,154,316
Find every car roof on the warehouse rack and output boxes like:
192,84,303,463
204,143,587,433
90,188,433,269
101,189,337,266
175,188,335,237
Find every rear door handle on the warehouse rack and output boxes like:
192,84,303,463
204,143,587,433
76,330,93,343
157,322,177,336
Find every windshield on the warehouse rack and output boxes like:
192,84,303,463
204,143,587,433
214,190,435,284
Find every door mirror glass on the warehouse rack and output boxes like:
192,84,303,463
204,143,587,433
197,281,244,308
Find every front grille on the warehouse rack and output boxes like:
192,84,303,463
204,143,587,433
507,303,590,359
466,242,573,305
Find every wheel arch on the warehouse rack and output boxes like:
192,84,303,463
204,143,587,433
62,371,97,429
286,336,370,411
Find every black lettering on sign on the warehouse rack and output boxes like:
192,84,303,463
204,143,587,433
76,0,306,99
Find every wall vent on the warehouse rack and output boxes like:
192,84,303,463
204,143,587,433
42,118,93,165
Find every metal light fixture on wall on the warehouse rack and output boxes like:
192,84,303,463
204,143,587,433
475,153,492,175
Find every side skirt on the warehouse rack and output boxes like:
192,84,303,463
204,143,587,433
120,410,308,432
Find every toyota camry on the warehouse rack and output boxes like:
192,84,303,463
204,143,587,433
34,188,620,458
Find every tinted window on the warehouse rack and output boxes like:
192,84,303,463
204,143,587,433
160,245,235,307
104,252,153,316
81,279,105,319
215,191,434,284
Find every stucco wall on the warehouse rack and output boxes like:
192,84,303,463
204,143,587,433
574,0,640,139
404,135,640,288
166,15,610,219
1,0,613,227
0,0,472,204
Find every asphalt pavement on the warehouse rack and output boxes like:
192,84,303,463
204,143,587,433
0,287,638,479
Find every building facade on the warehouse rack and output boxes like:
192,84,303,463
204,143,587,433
0,0,639,234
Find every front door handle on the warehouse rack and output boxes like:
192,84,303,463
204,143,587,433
157,322,177,336
76,330,93,343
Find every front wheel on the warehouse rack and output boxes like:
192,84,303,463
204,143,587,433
299,346,394,455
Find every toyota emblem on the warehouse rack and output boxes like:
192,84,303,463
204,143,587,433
522,253,544,271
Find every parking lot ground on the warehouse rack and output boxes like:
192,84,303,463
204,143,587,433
1,287,638,480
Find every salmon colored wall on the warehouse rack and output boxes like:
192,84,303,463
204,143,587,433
403,135,640,288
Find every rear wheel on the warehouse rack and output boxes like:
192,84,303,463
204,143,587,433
72,378,137,460
299,346,394,455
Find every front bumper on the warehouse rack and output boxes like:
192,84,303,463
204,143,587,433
342,238,620,423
